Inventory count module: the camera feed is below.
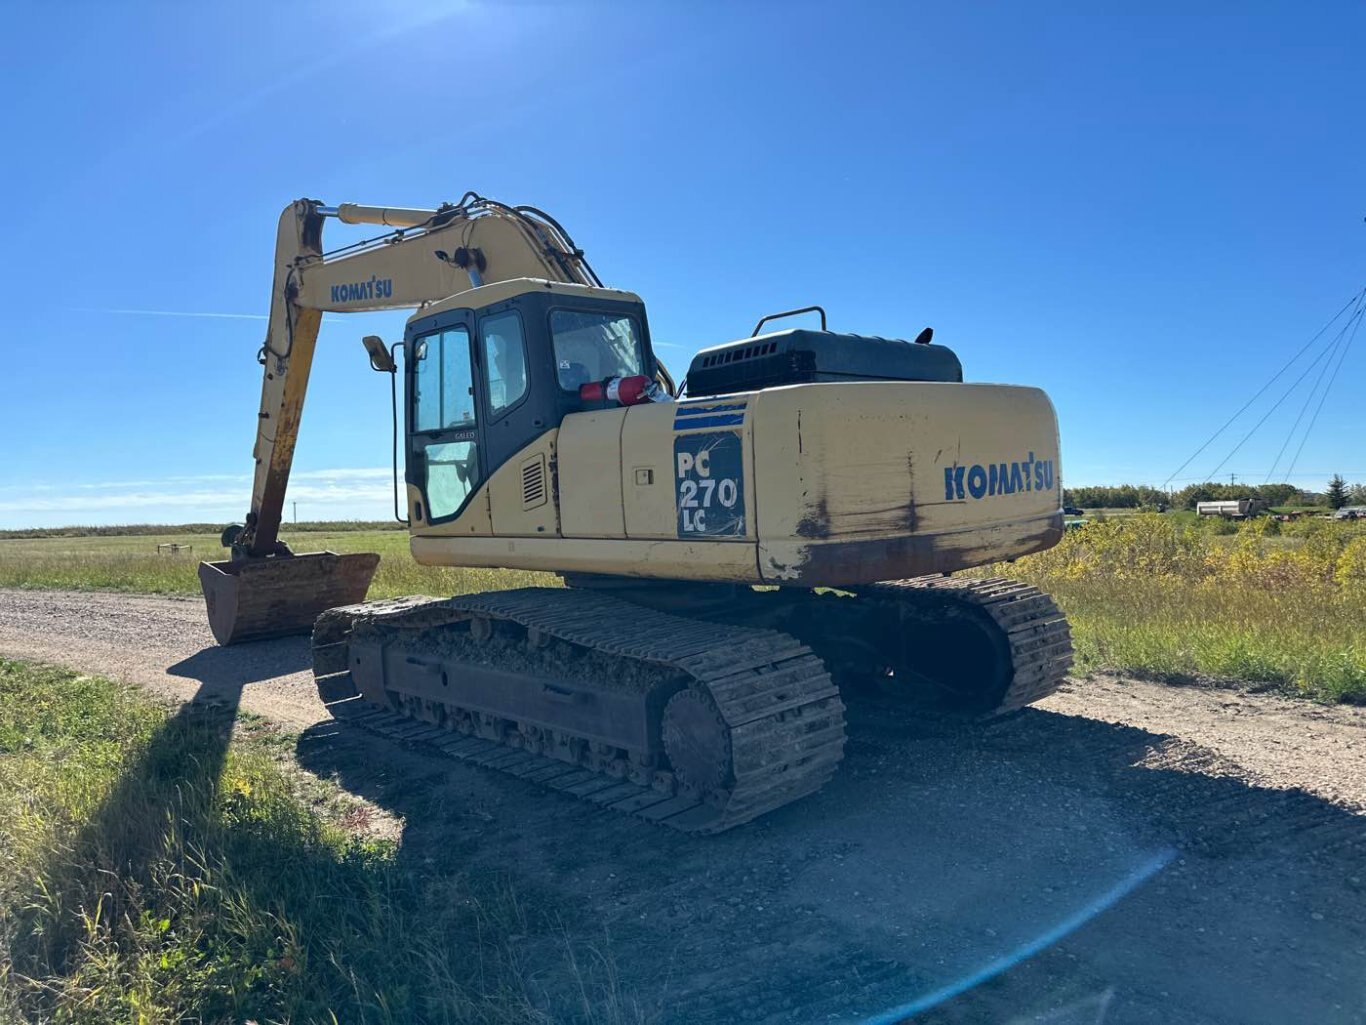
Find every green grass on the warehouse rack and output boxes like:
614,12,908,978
0,659,641,1025
0,530,553,600
988,514,1366,704
1033,577,1366,703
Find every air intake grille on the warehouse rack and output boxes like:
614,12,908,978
697,340,779,369
521,456,547,509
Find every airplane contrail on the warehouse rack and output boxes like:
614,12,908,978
73,307,267,320
73,308,396,326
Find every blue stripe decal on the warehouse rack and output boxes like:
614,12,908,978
674,402,748,417
674,413,745,429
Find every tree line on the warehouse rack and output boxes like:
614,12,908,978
1063,478,1366,510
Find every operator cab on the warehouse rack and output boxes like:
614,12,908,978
401,278,661,525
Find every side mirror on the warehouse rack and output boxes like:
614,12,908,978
362,335,396,373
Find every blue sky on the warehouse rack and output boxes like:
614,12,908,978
1,1,1363,527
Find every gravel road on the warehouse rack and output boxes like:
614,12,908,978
2,588,1364,1024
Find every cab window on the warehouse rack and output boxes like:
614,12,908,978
480,311,529,416
424,438,480,520
413,326,476,431
550,310,644,392
411,326,481,521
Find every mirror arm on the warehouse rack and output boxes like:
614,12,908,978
389,341,409,526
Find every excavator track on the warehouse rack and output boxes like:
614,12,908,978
848,577,1074,715
311,588,846,834
562,574,1074,718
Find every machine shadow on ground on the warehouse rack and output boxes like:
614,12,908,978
166,636,312,696
22,655,563,1023
12,679,252,1017
295,699,1366,1025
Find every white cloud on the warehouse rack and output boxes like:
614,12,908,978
293,467,392,481
0,468,396,528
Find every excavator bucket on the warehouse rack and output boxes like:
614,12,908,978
198,551,380,646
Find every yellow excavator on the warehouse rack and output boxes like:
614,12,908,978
200,194,1071,832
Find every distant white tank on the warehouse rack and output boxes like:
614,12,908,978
1196,499,1266,519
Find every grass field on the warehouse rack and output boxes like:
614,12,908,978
0,529,554,600
984,514,1366,704
0,521,407,540
0,658,637,1024
1,515,1363,704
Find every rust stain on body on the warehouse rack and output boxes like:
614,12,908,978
905,452,919,532
795,496,831,539
782,516,1064,587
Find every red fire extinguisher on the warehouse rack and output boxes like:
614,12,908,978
578,375,666,406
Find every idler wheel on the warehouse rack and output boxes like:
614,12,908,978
661,689,731,794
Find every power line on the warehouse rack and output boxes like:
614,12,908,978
1285,301,1364,482
1202,304,1361,483
1265,300,1361,481
1161,287,1365,489
1163,470,1366,483
1264,349,1340,483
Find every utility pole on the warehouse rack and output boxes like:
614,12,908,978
292,501,297,524
1229,473,1237,485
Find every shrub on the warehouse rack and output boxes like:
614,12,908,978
988,514,1366,702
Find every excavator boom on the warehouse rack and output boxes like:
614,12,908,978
201,194,600,643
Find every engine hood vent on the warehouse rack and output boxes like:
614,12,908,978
685,328,963,398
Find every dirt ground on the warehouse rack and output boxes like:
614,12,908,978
1,588,1363,1024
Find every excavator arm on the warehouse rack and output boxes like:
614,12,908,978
203,194,603,643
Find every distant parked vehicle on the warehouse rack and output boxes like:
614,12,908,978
1063,506,1084,516
1334,506,1366,521
1197,499,1267,520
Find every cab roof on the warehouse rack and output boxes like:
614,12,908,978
406,278,644,327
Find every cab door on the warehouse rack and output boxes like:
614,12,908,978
476,302,542,473
475,300,564,537
406,312,490,532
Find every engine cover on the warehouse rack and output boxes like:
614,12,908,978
685,328,963,398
